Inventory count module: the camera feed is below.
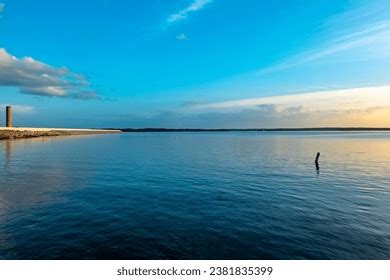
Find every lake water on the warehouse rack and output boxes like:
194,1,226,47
0,132,390,259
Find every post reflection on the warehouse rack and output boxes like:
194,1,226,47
4,140,12,170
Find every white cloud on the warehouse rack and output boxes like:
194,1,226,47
167,0,213,23
258,21,390,75
0,48,100,99
257,1,390,75
176,34,187,40
188,86,390,112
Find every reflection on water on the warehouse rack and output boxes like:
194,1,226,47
4,140,11,170
0,132,390,259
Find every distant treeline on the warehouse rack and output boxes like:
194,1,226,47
119,127,390,132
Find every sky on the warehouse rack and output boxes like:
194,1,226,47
0,0,390,128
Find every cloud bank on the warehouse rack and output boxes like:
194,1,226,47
188,86,390,112
0,48,99,99
168,0,213,23
133,86,390,128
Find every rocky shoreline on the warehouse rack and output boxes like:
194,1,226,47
0,129,121,140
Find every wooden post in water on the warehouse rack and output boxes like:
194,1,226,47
6,106,12,127
315,152,320,171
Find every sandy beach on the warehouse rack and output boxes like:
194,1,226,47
0,127,122,140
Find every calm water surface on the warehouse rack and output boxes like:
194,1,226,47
0,132,390,259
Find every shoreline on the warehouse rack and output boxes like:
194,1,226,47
121,127,390,132
0,128,122,140
2,127,390,140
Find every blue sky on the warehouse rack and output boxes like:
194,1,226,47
1,0,390,128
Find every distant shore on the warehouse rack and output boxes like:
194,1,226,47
0,128,121,140
122,127,390,132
